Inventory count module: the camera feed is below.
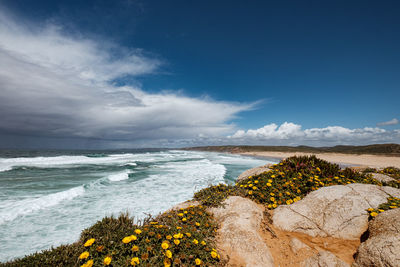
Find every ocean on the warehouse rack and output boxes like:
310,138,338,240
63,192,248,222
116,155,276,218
0,149,276,262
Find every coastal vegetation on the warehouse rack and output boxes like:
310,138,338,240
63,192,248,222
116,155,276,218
2,156,399,266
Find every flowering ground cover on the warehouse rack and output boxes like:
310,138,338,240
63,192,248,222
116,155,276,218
3,206,222,267
362,166,400,188
194,155,386,208
2,155,399,267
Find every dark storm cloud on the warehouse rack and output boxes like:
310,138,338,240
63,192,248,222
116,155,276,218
0,10,254,148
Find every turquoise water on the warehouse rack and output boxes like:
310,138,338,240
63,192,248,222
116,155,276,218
0,149,276,262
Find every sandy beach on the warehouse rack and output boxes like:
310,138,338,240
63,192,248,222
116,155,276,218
239,151,400,169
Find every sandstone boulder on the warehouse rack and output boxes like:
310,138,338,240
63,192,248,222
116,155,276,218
301,250,349,267
237,164,272,182
371,172,395,183
354,208,400,267
272,184,400,240
209,196,274,267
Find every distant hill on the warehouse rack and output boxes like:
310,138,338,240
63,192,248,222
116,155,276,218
183,144,400,156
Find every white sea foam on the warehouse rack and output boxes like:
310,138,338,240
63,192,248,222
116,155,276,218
0,186,85,225
0,154,139,172
108,170,131,182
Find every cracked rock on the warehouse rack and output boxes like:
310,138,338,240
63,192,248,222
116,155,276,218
354,208,400,267
301,250,349,267
209,196,274,267
272,184,400,240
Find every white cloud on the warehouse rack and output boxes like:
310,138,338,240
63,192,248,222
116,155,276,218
229,122,399,145
0,10,254,147
377,118,399,126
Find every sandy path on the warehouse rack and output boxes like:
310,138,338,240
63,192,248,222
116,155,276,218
239,151,400,169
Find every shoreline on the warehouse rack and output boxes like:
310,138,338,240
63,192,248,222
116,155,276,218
236,151,400,169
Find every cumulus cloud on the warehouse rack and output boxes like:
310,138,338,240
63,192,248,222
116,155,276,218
0,10,254,147
228,122,400,146
377,118,399,126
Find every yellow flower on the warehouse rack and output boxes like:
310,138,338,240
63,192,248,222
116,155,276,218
103,256,112,266
195,222,200,227
367,208,374,212
272,203,277,208
84,238,95,247
370,212,378,217
131,257,140,266
201,240,206,245
164,258,171,267
193,239,199,244
178,213,184,217
161,241,169,249
254,180,259,183
134,229,142,234
270,197,275,202
79,251,89,260
131,245,139,252
389,206,397,209
81,260,94,267
176,226,182,230
166,235,172,240
267,204,272,209
174,239,180,245
165,250,172,258
211,251,218,258
173,233,181,239
182,217,187,222
252,186,257,190
195,258,202,265
122,236,132,244
248,190,253,195
185,232,192,237
267,183,272,187
130,235,137,241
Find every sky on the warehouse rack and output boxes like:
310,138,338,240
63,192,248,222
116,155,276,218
0,0,399,149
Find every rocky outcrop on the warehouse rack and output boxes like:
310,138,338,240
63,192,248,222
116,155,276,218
301,250,349,267
371,172,396,183
209,196,274,267
354,208,400,267
272,184,400,240
237,164,272,182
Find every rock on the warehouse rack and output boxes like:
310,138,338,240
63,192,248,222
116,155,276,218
237,164,272,182
209,196,274,267
301,250,349,267
272,184,400,240
371,173,396,183
290,237,311,253
354,208,400,267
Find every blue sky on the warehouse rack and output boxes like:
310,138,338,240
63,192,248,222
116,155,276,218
0,0,399,148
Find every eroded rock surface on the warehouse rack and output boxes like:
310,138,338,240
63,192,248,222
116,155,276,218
371,172,396,183
354,208,400,267
209,196,274,267
301,250,350,267
237,164,272,182
272,184,400,240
